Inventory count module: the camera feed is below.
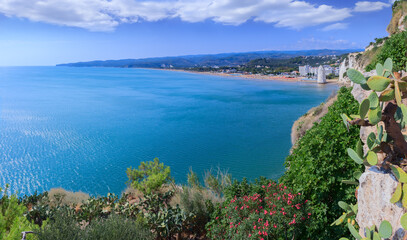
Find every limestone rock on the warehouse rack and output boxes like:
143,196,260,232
357,167,406,239
317,65,326,84
339,59,348,83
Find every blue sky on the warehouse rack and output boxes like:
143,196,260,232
0,0,395,66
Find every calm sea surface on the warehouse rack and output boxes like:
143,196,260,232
0,67,337,196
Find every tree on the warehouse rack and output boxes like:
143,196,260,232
126,158,172,194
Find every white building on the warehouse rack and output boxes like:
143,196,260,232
299,65,310,76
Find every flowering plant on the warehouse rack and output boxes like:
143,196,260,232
206,181,310,240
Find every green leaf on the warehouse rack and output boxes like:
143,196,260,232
368,92,379,109
338,201,352,211
348,222,362,240
366,151,378,166
353,171,362,180
367,132,377,150
403,184,407,208
347,69,366,84
376,63,384,76
401,105,407,126
350,204,358,214
367,76,391,92
356,140,363,158
368,106,382,125
378,220,392,239
390,165,407,183
342,180,359,185
341,113,351,131
378,125,383,142
384,58,393,73
390,182,402,204
395,81,402,106
359,99,370,119
347,148,363,165
401,213,407,230
373,232,381,240
379,88,395,102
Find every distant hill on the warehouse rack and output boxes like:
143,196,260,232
57,49,361,68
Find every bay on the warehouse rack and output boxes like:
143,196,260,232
0,67,337,196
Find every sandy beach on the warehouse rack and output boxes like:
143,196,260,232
161,69,339,84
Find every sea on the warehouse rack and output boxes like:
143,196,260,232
0,67,338,196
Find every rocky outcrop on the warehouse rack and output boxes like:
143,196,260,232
357,167,406,239
387,1,407,35
291,94,337,145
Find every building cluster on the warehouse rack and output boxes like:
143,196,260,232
298,65,340,77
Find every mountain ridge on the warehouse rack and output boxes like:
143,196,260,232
57,49,362,68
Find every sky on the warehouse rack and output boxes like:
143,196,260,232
0,0,396,66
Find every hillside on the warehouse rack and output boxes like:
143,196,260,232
57,49,359,68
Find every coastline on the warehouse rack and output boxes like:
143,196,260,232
156,68,339,84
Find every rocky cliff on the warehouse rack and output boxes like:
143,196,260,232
387,1,407,35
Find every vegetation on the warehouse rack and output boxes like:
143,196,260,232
366,31,407,72
127,158,172,194
37,214,153,240
280,87,362,239
206,179,310,239
0,185,37,240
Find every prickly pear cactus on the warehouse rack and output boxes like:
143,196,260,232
335,58,407,239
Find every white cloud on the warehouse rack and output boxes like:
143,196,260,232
354,1,391,12
322,22,348,31
0,0,353,31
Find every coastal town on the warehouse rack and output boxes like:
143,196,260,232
175,55,343,84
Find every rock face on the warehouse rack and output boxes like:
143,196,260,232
339,59,348,84
317,65,326,84
357,167,406,239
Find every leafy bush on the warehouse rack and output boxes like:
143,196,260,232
204,168,232,197
180,186,215,236
37,213,153,240
127,158,172,194
0,185,37,240
84,214,153,240
206,180,310,240
366,31,407,72
280,87,362,239
139,191,189,239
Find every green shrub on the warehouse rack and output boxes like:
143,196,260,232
179,187,214,236
204,168,232,197
280,87,362,239
0,185,37,240
366,31,407,72
206,180,310,240
36,212,82,240
37,213,153,240
139,191,189,239
126,158,172,194
84,214,153,240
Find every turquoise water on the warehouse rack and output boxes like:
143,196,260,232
0,67,337,196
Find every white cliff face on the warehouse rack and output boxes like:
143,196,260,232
317,65,326,84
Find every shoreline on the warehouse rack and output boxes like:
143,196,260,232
156,68,339,85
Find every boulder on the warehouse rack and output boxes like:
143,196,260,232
357,167,406,239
